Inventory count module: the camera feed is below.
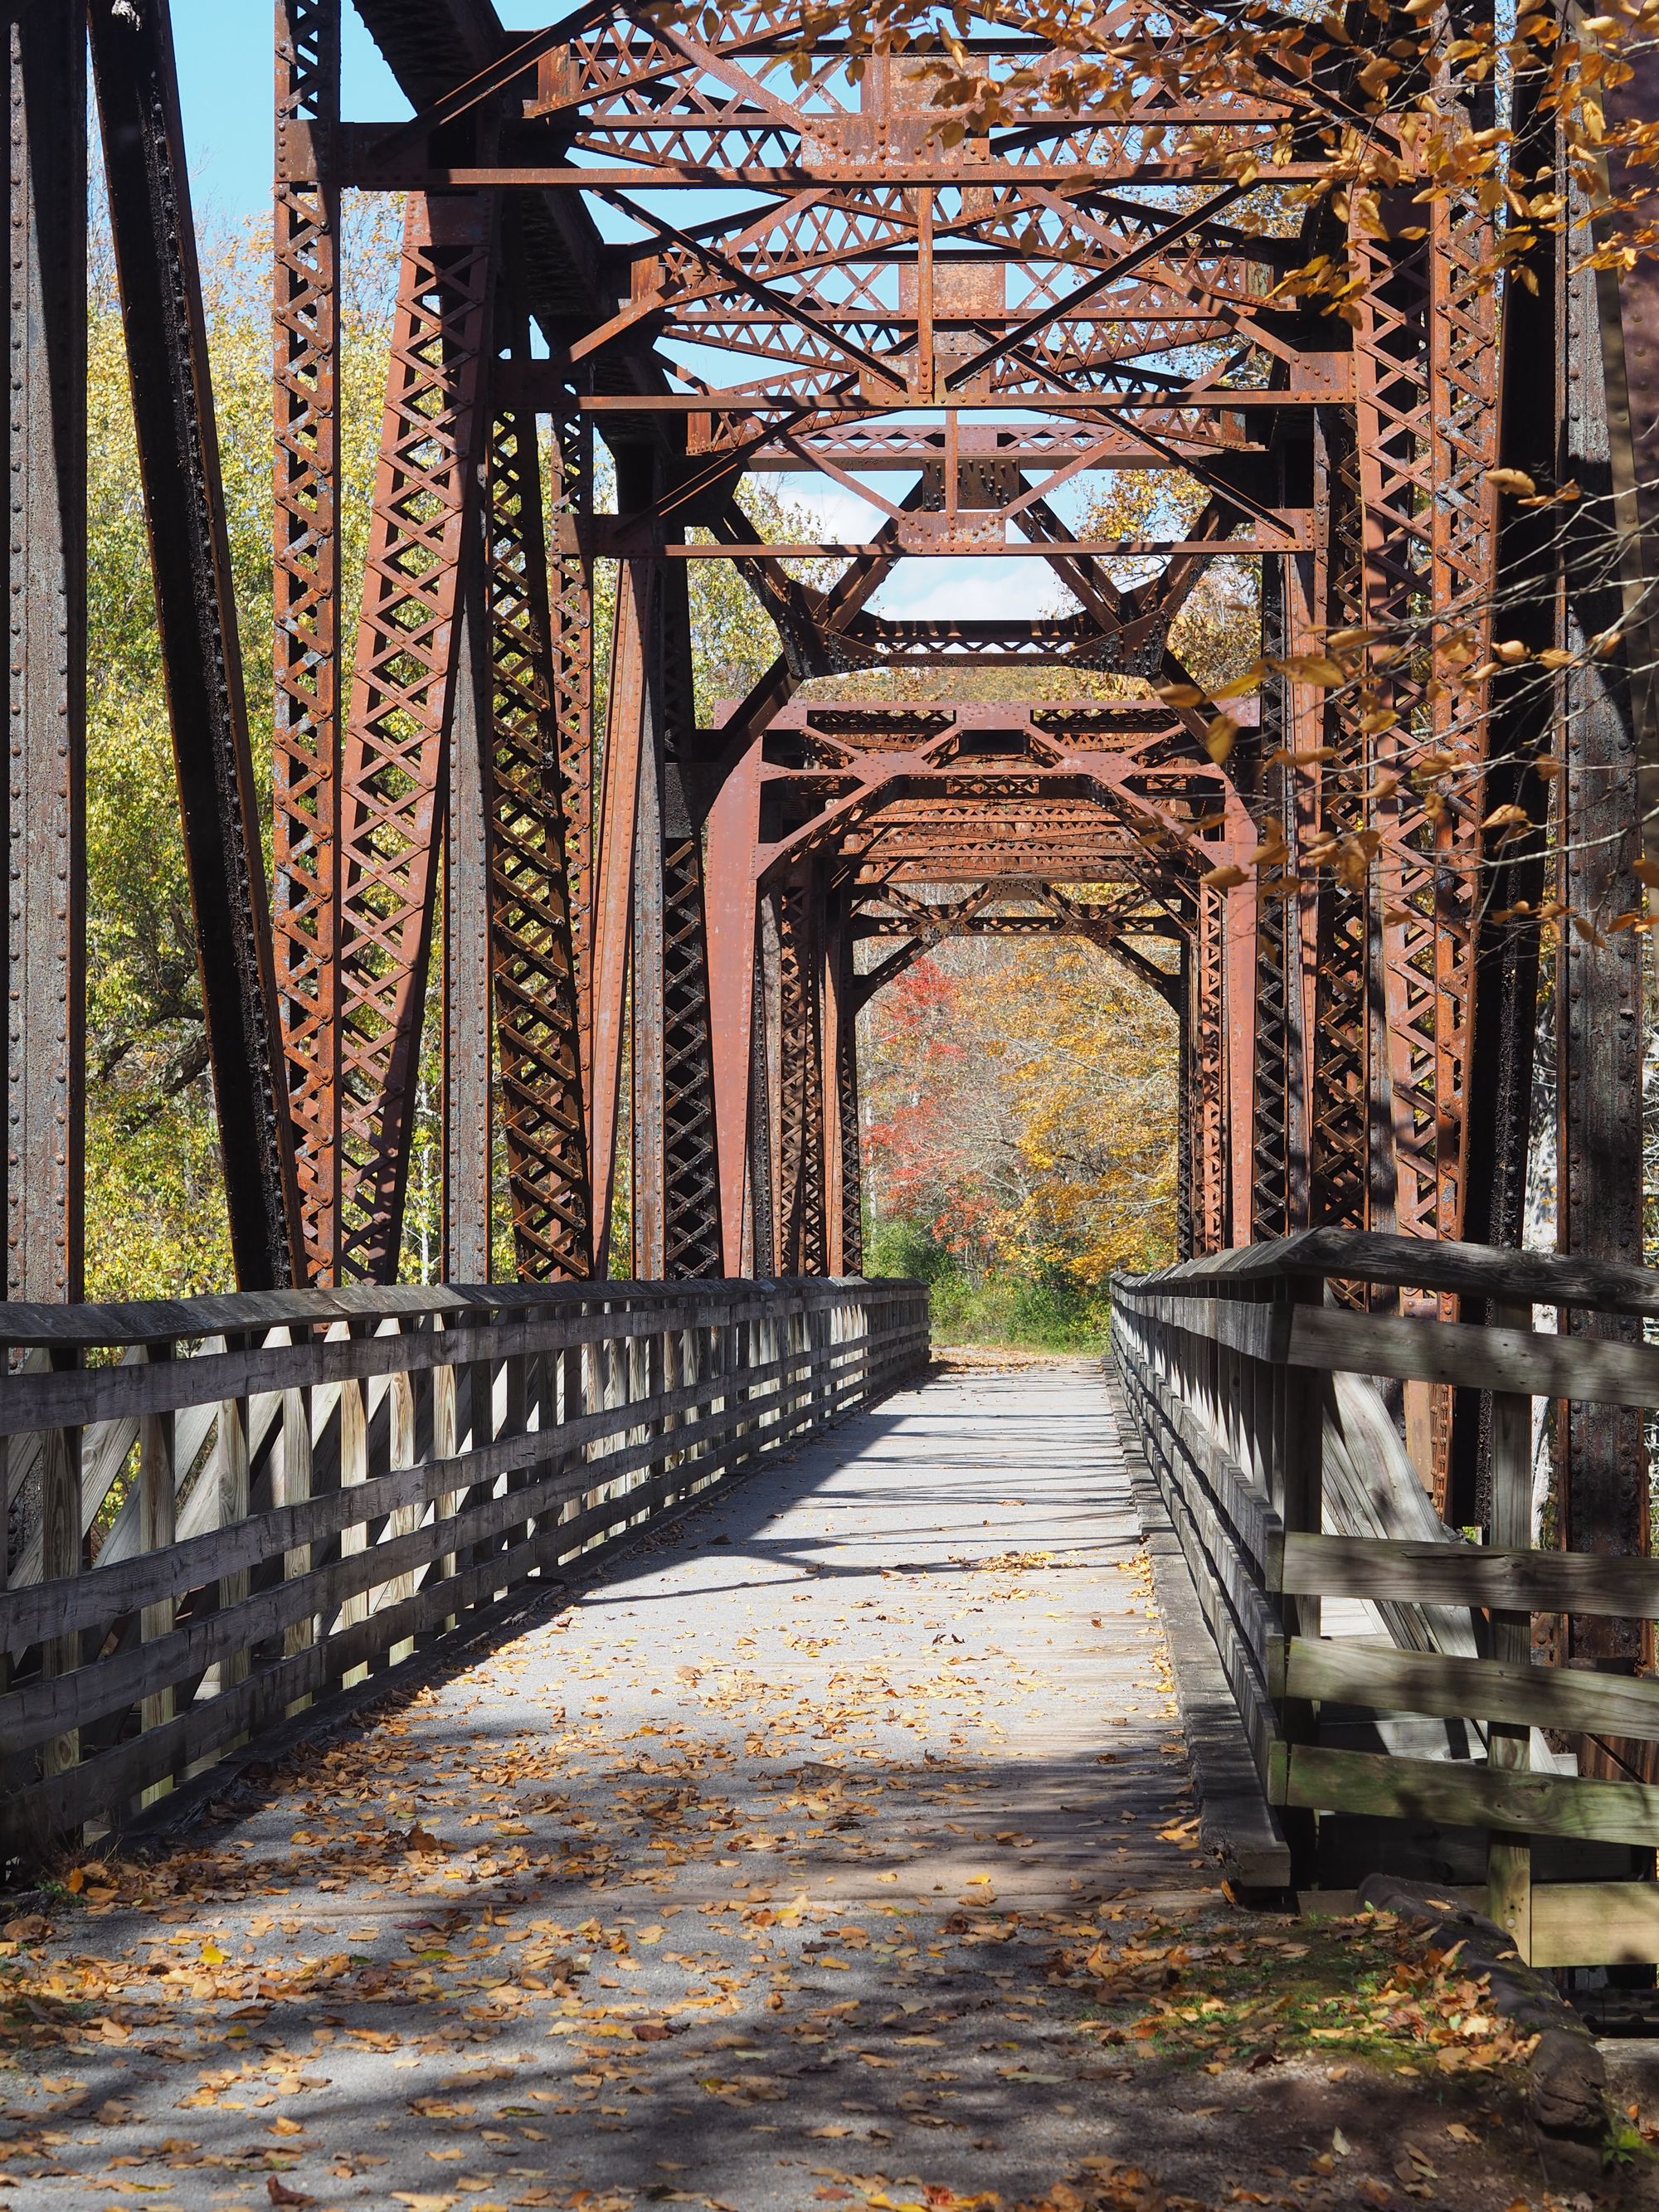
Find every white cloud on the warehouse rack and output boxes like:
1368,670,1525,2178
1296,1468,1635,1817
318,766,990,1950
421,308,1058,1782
873,557,1058,621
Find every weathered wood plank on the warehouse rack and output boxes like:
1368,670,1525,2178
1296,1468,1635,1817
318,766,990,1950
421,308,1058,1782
1284,1636,1659,1743
1115,1228,1659,1320
1106,1356,1292,1889
0,1275,922,1349
1287,1305,1659,1408
0,1287,921,1437
1281,1743,1659,1848
1126,1295,1287,1366
1528,1883,1659,1967
1281,1532,1659,1616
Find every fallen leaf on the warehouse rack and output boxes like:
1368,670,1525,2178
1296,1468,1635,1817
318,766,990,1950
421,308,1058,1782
267,2183,313,2209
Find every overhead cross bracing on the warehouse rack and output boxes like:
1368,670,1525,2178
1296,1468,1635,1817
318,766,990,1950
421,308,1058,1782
272,0,1352,1296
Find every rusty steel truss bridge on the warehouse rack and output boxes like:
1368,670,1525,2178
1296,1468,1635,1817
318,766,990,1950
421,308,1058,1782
4,0,1658,1562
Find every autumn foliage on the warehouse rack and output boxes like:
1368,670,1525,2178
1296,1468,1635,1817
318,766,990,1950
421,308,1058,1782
859,940,1179,1330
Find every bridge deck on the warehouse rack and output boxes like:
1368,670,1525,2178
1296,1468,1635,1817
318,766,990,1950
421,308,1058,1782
0,1363,1246,2208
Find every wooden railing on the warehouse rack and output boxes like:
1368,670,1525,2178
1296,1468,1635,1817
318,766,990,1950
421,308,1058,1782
1110,1231,1659,1969
0,1276,927,1867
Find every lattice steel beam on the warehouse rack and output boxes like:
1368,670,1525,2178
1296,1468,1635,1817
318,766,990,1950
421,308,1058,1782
336,194,494,1283
485,397,591,1281
273,0,343,1286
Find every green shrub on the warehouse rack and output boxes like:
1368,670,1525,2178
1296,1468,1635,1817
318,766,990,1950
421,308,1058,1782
864,1216,956,1284
864,1216,1111,1353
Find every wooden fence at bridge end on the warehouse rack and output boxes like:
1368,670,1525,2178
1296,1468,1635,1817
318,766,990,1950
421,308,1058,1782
1112,1230,1659,1972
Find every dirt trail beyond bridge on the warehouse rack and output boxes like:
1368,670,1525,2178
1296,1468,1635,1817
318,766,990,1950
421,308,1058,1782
0,1364,1640,2211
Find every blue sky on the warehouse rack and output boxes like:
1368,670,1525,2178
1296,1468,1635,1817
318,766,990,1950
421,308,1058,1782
170,2,1056,620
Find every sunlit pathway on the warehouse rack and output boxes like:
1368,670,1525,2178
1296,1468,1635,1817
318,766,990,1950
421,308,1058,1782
0,1365,1577,2211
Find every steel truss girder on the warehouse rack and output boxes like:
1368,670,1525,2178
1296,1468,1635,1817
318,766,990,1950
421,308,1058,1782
336,193,494,1285
484,396,591,1281
656,555,724,1280
273,0,343,1287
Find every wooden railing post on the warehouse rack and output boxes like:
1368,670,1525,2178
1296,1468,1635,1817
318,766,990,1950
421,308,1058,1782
138,1340,176,1801
276,1334,314,1710
431,1319,460,1633
336,1325,369,1689
216,1344,252,1706
382,1321,421,1660
40,1349,83,1784
1486,1296,1534,1956
1273,1280,1322,1880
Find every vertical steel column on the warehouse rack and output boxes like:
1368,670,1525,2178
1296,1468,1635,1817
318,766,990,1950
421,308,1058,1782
1557,177,1647,1671
272,0,340,1285
630,634,667,1281
1249,561,1295,1244
1453,29,1559,1526
775,873,826,1275
704,741,763,1276
1306,414,1371,1235
548,396,595,1084
657,554,722,1280
484,389,588,1281
749,928,777,1277
1175,936,1194,1261
90,0,299,1289
444,563,492,1283
1345,169,1499,1490
3,1,85,1304
588,557,651,1277
820,905,847,1277
335,194,493,1283
1190,878,1228,1255
820,902,862,1276
837,912,864,1275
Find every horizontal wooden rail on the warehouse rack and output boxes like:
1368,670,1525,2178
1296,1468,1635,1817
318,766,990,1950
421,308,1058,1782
1280,1744,1659,1850
0,1276,928,1868
1282,1637,1659,1745
1280,1533,1659,1616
